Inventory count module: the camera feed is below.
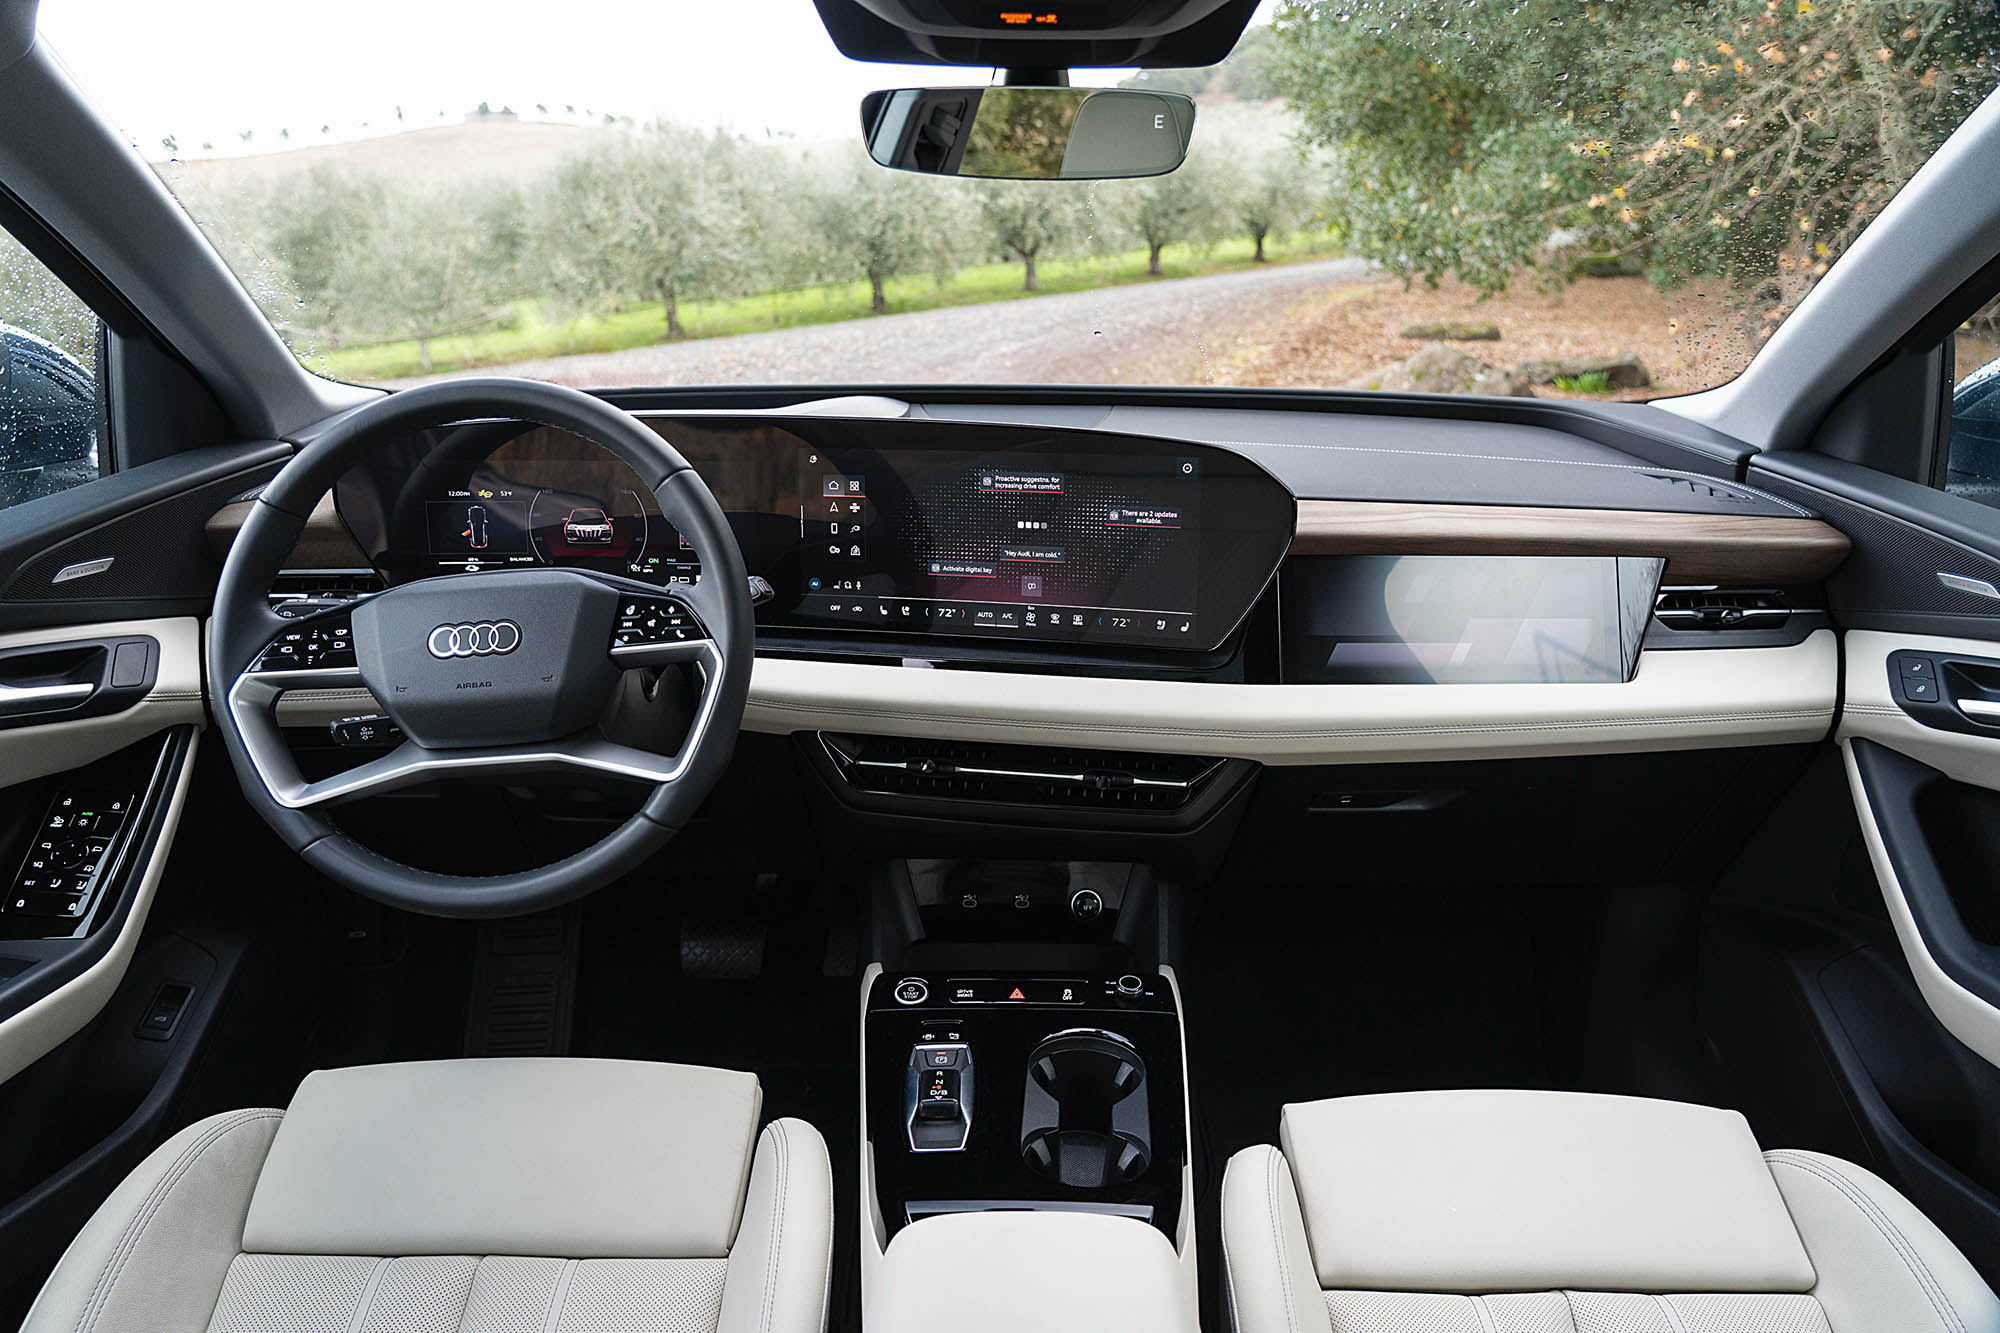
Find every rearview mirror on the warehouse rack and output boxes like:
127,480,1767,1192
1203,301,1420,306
860,87,1194,181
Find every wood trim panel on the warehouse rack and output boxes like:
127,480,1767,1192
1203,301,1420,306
205,492,371,569
1290,500,1850,585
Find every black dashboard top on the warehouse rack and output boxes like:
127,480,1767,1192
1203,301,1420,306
910,401,1810,518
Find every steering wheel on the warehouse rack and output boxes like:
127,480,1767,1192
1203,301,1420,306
208,379,753,918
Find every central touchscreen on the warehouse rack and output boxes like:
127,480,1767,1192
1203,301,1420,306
789,444,1205,648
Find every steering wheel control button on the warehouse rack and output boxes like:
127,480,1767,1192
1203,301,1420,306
254,617,356,671
894,978,929,1005
330,714,404,748
613,597,702,647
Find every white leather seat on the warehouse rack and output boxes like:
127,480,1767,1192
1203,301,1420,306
1223,1089,2000,1333
19,1058,834,1333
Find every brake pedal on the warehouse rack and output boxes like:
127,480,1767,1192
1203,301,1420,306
680,917,767,980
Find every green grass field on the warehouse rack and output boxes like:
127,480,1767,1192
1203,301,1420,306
318,233,1332,382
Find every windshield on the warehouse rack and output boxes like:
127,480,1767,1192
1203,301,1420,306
41,0,2000,400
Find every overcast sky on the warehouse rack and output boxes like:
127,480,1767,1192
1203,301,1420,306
37,0,1273,158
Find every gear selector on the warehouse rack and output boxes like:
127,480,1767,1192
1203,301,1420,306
905,1041,974,1151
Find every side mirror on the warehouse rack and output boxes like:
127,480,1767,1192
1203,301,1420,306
1948,355,2000,498
0,325,97,507
861,87,1194,180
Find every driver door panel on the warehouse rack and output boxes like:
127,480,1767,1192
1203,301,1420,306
0,441,289,1089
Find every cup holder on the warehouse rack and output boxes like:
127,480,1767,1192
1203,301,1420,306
1019,1029,1152,1188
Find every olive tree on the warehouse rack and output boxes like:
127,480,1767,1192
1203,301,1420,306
1113,149,1231,275
346,187,507,372
977,181,1086,291
813,161,964,312
1270,0,2000,306
0,231,96,365
535,125,756,337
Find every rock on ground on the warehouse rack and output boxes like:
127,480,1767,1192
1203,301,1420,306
1514,353,1653,388
1397,321,1500,341
1344,343,1536,397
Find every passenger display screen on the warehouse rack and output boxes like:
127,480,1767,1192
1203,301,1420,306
1280,555,1665,684
790,444,1206,648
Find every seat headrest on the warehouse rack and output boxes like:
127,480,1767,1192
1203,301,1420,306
244,1058,762,1258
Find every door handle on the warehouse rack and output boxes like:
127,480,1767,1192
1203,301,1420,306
1887,650,2000,737
0,680,95,716
1960,697,2000,723
0,636,158,730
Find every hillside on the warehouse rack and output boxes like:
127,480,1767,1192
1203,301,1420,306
163,119,619,190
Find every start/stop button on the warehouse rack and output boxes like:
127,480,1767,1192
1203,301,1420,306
893,978,929,1006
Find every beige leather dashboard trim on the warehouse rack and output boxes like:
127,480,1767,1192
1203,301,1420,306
0,617,206,792
744,630,1837,763
0,730,199,1087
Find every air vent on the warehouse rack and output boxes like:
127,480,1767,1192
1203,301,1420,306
818,733,1223,813
1644,473,1760,504
1654,586,1789,630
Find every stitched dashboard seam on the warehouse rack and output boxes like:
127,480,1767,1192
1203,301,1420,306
749,703,1831,739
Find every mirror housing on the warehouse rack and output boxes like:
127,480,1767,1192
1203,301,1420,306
861,87,1194,180
0,324,97,507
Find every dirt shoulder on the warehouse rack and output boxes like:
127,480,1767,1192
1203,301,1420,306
1206,273,1759,400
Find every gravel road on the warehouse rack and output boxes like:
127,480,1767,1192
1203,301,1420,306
405,257,1373,389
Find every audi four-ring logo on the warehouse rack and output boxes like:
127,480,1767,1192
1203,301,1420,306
427,621,521,659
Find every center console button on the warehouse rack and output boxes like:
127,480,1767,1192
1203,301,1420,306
1116,974,1145,996
894,978,929,1006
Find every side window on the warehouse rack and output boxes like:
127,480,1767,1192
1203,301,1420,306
1947,302,2000,509
0,228,102,513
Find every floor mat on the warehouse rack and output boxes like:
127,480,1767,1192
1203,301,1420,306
572,875,862,1330
1180,881,1563,1330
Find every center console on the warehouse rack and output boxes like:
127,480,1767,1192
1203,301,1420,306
864,969,1187,1244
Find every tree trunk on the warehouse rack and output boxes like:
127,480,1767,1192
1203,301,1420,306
417,337,433,374
661,283,684,339
1147,242,1164,276
869,272,887,314
1021,250,1038,291
1252,228,1269,263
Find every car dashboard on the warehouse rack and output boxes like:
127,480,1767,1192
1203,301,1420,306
203,397,1853,788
